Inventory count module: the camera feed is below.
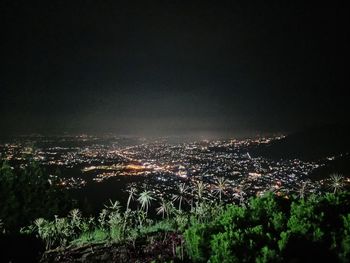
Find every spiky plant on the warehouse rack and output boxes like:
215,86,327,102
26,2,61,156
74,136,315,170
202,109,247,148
105,200,121,213
156,197,167,219
194,180,206,202
122,209,134,238
213,177,228,202
34,218,46,237
54,216,71,246
298,180,310,199
172,183,189,211
98,209,109,229
108,210,123,241
233,190,246,207
69,208,82,230
156,198,175,219
137,189,155,214
330,174,344,194
34,218,55,249
126,183,137,211
137,210,147,228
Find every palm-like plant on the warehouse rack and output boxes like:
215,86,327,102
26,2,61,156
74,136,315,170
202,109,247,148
34,218,54,249
233,190,246,207
137,189,155,214
194,180,206,202
69,209,82,230
105,200,121,213
173,183,189,211
136,209,147,228
156,197,168,219
298,180,309,199
213,177,228,202
121,209,133,238
330,174,344,194
126,183,137,211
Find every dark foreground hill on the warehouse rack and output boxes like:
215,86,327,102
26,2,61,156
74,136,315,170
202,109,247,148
250,124,350,161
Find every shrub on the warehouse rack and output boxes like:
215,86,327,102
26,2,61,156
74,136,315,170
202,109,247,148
0,161,72,231
184,192,350,262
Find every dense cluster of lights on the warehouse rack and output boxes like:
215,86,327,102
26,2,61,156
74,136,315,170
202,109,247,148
0,135,346,199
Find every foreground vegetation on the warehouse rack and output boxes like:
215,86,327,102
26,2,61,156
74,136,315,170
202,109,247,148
0,161,73,231
20,191,350,262
1,161,350,262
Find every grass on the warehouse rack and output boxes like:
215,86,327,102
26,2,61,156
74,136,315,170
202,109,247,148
72,228,109,246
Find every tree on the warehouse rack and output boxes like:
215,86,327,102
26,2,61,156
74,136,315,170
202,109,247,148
213,177,228,202
173,183,189,211
137,189,155,214
156,197,169,219
126,183,137,211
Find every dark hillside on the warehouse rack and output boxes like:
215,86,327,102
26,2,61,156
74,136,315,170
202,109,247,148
251,124,350,161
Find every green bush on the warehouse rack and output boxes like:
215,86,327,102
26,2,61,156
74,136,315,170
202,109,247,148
20,186,350,262
340,214,350,262
73,228,109,245
0,161,72,231
184,192,350,262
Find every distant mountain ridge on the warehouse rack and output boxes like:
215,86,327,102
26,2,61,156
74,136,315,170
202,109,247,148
250,124,350,161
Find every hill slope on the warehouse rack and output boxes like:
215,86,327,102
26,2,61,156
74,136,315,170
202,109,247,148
251,124,350,161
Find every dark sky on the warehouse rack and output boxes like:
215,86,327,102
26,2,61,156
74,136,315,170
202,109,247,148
1,1,348,137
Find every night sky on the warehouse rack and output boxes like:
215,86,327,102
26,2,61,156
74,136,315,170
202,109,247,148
1,1,348,137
